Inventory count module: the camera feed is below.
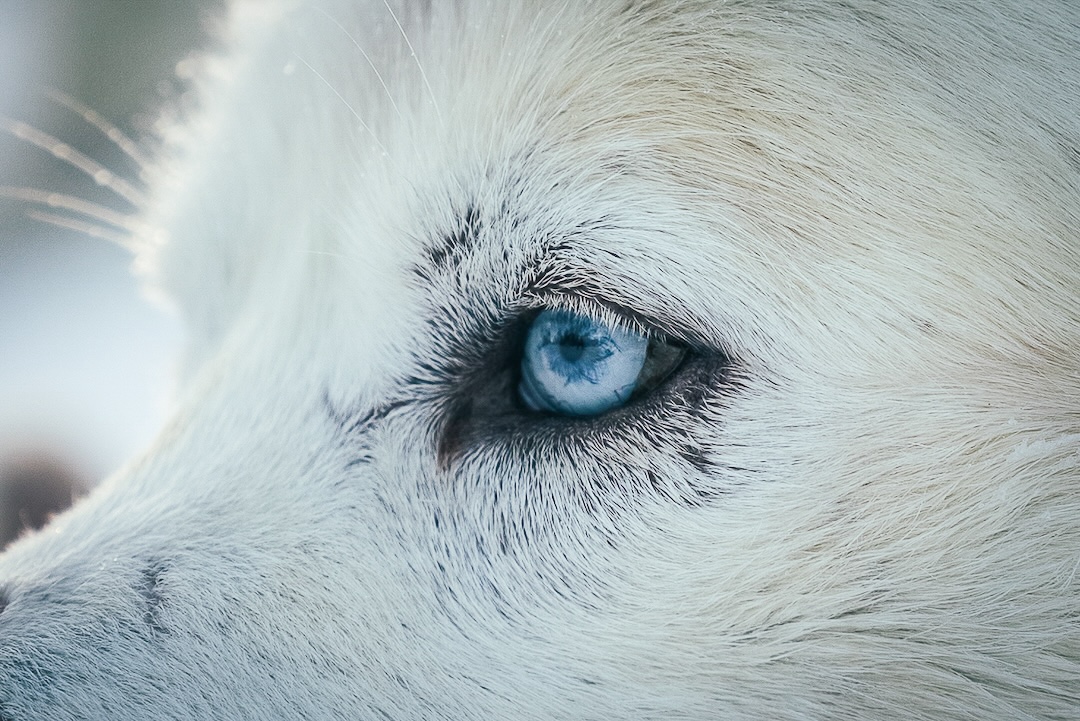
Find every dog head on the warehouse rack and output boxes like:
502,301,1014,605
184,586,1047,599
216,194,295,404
1,2,1078,718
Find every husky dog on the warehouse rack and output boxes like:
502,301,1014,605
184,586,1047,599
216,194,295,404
0,1,1077,718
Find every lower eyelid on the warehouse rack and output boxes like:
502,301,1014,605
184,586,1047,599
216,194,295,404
436,347,733,473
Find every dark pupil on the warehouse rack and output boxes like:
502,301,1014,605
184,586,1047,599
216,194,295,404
558,333,588,363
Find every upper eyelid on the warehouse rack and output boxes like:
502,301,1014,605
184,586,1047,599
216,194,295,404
519,252,714,347
419,220,714,351
519,293,649,336
517,287,706,351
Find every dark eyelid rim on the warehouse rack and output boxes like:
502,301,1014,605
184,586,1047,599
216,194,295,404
502,293,703,421
434,286,736,467
519,283,713,354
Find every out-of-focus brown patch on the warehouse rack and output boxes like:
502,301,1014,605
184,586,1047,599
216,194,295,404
0,453,88,550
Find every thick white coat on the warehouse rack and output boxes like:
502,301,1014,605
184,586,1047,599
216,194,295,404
0,1,1078,718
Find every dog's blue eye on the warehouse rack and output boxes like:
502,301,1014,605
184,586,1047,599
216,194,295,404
518,309,684,417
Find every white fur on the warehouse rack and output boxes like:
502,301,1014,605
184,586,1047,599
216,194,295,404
1,1,1078,718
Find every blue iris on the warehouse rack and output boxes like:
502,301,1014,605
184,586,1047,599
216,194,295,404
518,309,649,416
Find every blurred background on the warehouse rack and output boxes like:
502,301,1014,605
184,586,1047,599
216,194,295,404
0,2,220,547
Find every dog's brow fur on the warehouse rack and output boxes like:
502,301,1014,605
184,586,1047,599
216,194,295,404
419,203,483,278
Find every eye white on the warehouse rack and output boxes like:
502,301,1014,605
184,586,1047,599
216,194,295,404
518,309,649,417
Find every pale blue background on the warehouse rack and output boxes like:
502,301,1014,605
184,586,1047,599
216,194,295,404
0,2,217,484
